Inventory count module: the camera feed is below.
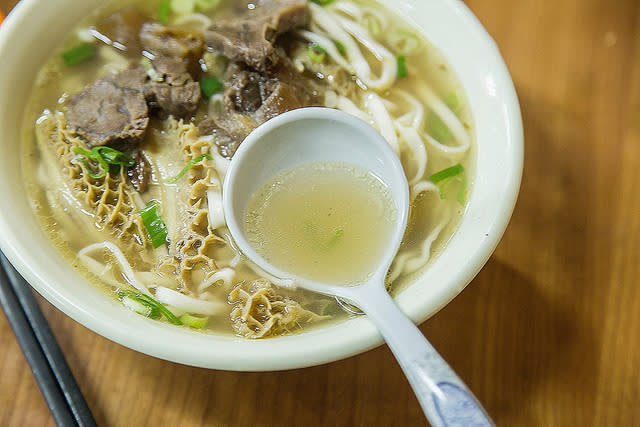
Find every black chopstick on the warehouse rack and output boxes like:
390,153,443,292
0,252,97,427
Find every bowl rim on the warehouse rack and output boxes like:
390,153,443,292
0,0,523,371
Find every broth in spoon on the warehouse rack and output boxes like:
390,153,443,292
245,161,396,285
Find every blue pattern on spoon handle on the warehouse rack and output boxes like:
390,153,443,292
433,382,493,427
350,282,494,427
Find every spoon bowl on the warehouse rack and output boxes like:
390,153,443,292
223,107,494,425
223,107,408,299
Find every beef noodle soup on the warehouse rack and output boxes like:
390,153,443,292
22,0,474,338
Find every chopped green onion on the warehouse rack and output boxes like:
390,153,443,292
73,147,108,179
426,113,451,143
75,158,106,179
93,146,134,167
430,164,464,183
326,229,344,248
180,313,208,328
139,202,169,248
430,164,467,205
118,290,182,325
121,294,161,318
305,224,345,250
334,40,347,55
73,147,93,158
73,146,134,179
171,0,195,15
137,293,182,325
435,179,450,199
311,0,335,5
308,44,327,63
167,153,213,183
194,0,221,11
397,55,407,78
387,30,421,55
200,77,223,99
62,43,95,67
158,0,171,23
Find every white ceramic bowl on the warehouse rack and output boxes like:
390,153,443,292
0,0,522,370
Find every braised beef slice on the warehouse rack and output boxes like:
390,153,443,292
111,65,148,88
225,62,312,117
151,57,190,81
226,66,271,112
144,82,201,119
144,57,201,119
128,151,151,193
254,76,305,122
93,7,147,56
66,71,149,147
67,58,201,146
267,45,326,105
205,0,309,72
140,22,204,78
201,60,321,157
207,109,259,158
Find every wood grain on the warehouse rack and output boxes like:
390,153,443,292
1,0,639,425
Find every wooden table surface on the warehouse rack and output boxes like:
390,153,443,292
2,0,639,425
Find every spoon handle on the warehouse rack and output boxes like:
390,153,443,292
355,284,494,426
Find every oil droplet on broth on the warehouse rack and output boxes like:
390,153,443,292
245,161,396,285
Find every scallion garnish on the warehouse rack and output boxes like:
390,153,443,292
73,146,134,179
200,77,223,99
118,290,182,325
430,164,466,204
304,223,346,250
166,153,213,183
139,202,169,248
430,164,464,183
397,54,408,78
311,0,335,5
158,0,171,23
335,40,347,55
93,146,135,168
62,43,95,67
120,292,161,318
179,313,208,328
74,147,108,179
308,43,327,63
137,293,182,324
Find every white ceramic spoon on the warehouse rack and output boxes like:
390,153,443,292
223,107,493,426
